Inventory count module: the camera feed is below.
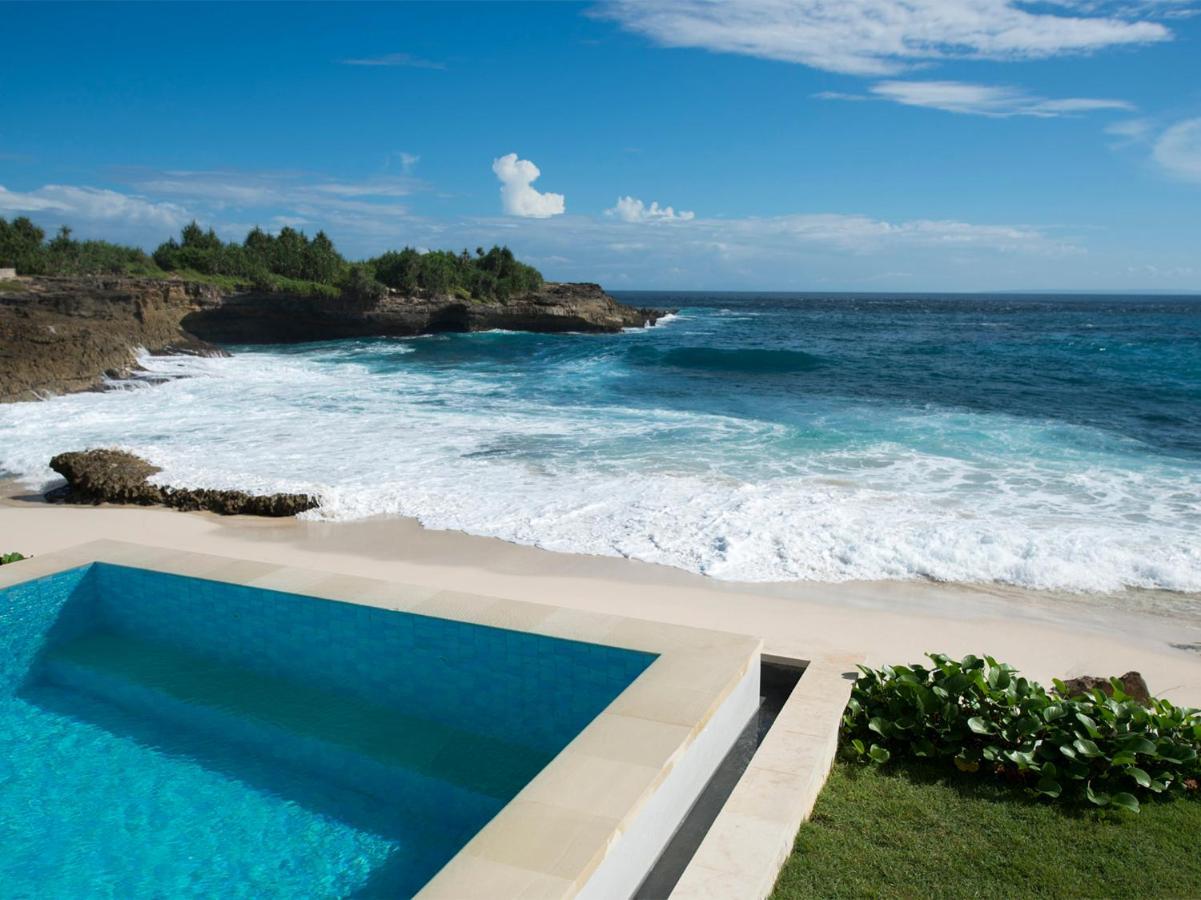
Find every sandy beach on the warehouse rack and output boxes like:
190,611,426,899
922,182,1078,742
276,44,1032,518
5,486,1200,706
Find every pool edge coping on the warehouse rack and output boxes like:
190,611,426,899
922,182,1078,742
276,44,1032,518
0,540,763,898
667,653,862,900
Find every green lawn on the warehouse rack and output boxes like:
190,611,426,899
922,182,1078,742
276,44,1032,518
773,761,1201,899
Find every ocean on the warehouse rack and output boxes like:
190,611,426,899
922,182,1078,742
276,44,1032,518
2,292,1199,593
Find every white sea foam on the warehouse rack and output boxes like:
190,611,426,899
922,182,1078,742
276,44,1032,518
1,349,1199,593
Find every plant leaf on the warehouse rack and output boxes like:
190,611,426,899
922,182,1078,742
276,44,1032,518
1126,767,1151,788
1073,738,1102,759
1036,776,1062,798
1109,792,1140,814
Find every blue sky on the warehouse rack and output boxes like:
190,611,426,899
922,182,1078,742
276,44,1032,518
1,1,1199,291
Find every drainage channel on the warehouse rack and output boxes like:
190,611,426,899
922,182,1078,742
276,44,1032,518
634,659,805,899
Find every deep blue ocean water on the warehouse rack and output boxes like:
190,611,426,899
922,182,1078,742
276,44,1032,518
1,292,1198,592
0,565,651,896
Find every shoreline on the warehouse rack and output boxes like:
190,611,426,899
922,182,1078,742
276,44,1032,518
5,484,1201,705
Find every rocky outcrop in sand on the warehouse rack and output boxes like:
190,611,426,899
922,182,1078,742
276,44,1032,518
0,276,669,401
48,449,318,517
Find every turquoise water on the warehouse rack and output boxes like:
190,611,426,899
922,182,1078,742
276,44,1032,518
0,565,654,896
1,292,1199,591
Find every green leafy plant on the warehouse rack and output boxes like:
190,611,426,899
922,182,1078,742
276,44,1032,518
843,653,1201,813
0,552,26,565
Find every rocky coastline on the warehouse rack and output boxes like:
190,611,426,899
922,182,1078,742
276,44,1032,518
0,275,669,401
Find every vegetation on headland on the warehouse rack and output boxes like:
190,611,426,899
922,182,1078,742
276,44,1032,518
0,552,27,565
773,653,1200,898
0,216,543,301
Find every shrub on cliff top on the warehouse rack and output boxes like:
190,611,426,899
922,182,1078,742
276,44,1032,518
843,653,1201,813
1,552,26,565
0,216,546,301
0,219,159,276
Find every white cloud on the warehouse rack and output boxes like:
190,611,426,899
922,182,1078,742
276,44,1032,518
1152,117,1201,183
120,170,421,239
340,52,445,69
491,153,566,218
608,195,696,222
1105,117,1155,141
0,184,187,228
598,0,1171,76
396,152,420,174
714,212,1057,252
865,80,1135,117
416,207,1091,289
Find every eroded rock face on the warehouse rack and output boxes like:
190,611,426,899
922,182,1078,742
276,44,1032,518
1,276,669,400
48,449,318,517
0,277,228,401
179,281,665,344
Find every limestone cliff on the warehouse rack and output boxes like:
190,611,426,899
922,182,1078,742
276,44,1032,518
0,276,669,401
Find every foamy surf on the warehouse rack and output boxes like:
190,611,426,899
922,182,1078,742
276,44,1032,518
2,293,1199,594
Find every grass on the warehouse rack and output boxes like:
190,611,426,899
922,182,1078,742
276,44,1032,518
0,267,334,297
156,268,340,298
772,760,1201,899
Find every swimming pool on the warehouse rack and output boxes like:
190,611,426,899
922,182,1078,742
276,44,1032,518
0,544,760,898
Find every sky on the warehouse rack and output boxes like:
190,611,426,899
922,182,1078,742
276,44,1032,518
1,0,1199,292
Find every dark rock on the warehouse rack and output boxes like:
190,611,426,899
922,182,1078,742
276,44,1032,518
1059,671,1151,704
1,275,672,400
162,486,317,517
49,449,164,506
48,448,317,517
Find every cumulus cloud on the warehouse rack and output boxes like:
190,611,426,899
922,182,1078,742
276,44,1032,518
0,184,187,228
608,196,696,222
598,0,1172,76
491,153,566,218
1152,117,1201,183
861,80,1135,117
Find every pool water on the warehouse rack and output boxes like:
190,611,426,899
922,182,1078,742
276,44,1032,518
0,564,655,897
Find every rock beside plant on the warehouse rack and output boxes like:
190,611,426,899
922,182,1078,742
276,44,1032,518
1060,671,1151,705
48,449,317,517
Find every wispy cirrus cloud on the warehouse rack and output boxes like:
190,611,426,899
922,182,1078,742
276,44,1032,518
597,0,1172,76
0,173,1092,288
0,183,187,229
127,168,421,212
1152,117,1201,183
820,80,1136,117
417,208,1083,289
340,52,445,69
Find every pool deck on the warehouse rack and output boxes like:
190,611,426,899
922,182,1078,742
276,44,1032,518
0,540,855,898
